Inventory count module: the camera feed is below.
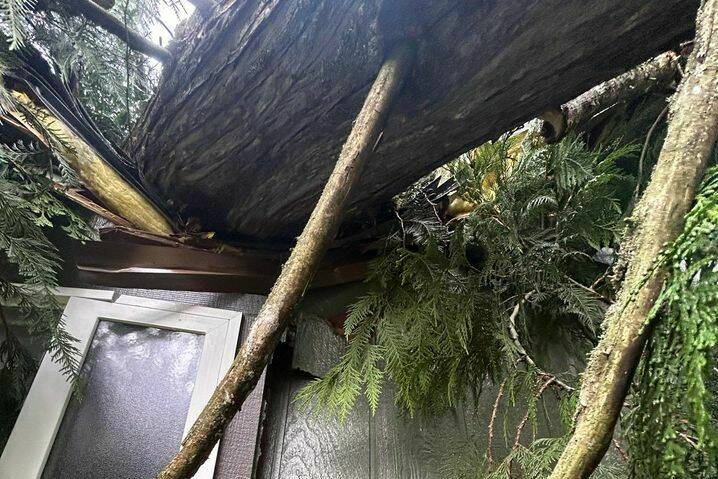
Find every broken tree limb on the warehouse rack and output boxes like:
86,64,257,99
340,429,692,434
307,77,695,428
41,0,171,62
540,51,681,142
155,42,415,479
10,92,173,235
549,1,718,477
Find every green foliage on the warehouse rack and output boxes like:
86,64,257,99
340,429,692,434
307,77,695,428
0,0,187,141
628,166,718,479
0,0,35,49
0,133,93,449
297,134,638,423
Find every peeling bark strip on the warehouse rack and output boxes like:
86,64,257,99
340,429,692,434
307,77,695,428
549,1,718,477
155,44,414,479
41,0,171,62
541,51,681,142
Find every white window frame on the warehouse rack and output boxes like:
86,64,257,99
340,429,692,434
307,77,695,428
0,296,242,479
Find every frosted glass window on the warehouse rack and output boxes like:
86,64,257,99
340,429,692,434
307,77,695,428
0,297,241,479
41,320,204,479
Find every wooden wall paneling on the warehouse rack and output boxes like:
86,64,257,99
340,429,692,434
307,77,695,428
279,374,371,478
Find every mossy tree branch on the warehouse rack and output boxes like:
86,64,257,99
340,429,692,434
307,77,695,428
549,1,718,477
154,43,415,479
541,51,680,142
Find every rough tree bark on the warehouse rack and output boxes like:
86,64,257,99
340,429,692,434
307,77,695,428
40,0,171,62
549,1,718,477
540,51,681,142
155,43,414,479
130,0,699,244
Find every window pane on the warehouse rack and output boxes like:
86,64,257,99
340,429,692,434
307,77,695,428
42,320,204,479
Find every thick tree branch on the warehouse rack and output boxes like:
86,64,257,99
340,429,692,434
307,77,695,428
541,51,680,142
549,1,718,477
42,0,171,62
154,43,415,479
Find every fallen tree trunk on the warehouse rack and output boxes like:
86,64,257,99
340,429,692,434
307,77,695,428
155,43,414,479
540,51,681,142
130,0,699,245
549,0,718,476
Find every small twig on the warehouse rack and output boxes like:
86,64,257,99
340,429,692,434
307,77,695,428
677,431,699,449
514,377,556,447
393,209,407,247
634,104,669,204
590,270,609,290
487,378,507,467
565,276,613,304
612,439,629,462
154,16,174,39
421,191,443,224
507,293,575,392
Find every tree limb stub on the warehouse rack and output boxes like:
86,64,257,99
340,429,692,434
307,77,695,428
549,1,718,477
154,43,415,479
43,0,171,62
541,51,680,142
186,0,213,16
91,0,114,9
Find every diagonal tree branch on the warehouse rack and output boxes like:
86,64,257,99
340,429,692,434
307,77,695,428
549,0,718,477
154,42,415,479
540,51,680,142
40,0,171,62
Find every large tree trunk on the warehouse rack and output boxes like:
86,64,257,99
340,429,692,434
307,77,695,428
130,0,699,245
549,0,718,477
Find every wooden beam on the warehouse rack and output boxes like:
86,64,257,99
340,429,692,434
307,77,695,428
155,42,414,479
71,240,369,294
